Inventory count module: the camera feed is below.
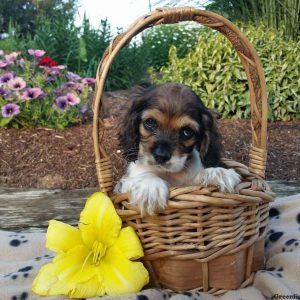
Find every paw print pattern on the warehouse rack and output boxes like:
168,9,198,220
11,292,29,300
136,295,150,300
269,231,284,243
297,213,300,224
269,208,280,219
182,291,203,300
297,213,300,230
3,266,34,281
261,266,284,278
8,234,28,247
35,254,54,261
265,230,284,248
282,238,300,252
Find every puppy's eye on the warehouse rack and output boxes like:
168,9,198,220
143,118,157,132
180,127,195,140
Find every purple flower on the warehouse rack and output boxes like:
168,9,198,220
5,52,19,62
0,88,10,98
54,87,64,97
56,96,68,111
21,87,46,100
1,103,20,118
28,49,46,57
66,72,81,81
65,93,80,106
0,72,15,85
0,60,13,69
81,77,96,85
62,81,83,91
7,77,26,90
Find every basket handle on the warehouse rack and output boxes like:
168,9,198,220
92,7,268,193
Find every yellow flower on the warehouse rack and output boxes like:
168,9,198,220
32,192,149,298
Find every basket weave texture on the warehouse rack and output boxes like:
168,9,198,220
92,7,276,294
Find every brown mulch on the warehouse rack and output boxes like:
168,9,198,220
0,90,299,189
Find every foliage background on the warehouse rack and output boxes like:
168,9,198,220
150,24,300,121
0,0,299,126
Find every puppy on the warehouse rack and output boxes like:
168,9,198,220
115,83,241,215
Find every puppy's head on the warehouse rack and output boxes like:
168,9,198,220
119,83,222,172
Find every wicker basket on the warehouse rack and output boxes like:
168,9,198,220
92,7,276,295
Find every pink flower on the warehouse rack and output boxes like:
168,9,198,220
81,77,96,85
5,52,20,62
40,65,65,75
65,92,80,106
50,65,65,71
0,60,13,69
28,49,46,57
21,87,46,100
7,77,26,90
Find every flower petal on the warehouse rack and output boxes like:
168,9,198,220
99,246,149,296
68,275,104,298
79,192,121,248
32,261,104,298
46,220,82,253
53,245,95,283
114,227,144,260
32,263,61,296
33,245,105,298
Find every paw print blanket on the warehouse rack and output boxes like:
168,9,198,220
1,193,300,300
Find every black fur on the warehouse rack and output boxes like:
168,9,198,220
118,83,225,168
118,89,151,162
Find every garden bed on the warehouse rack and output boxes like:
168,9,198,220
0,90,299,189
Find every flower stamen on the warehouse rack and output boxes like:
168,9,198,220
92,241,107,266
81,250,93,271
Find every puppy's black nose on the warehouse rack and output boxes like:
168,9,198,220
153,141,171,164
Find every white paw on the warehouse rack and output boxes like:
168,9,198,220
195,167,241,193
120,175,169,215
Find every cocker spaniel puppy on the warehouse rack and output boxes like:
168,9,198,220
115,83,240,215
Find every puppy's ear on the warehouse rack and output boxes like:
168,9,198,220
118,88,148,162
199,109,225,168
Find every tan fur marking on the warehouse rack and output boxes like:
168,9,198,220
142,109,199,131
170,116,199,132
183,139,196,148
142,109,167,126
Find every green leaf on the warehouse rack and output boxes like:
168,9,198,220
0,118,12,127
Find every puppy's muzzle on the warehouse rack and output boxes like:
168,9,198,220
152,141,172,164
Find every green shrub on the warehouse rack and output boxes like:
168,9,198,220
141,23,200,71
206,0,300,41
150,24,300,121
0,17,150,90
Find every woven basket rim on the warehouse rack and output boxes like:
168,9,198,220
111,159,275,219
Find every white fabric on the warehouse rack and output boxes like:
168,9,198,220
1,194,300,300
